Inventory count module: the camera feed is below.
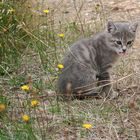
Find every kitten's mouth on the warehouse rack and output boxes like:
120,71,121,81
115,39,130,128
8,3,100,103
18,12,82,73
118,52,126,55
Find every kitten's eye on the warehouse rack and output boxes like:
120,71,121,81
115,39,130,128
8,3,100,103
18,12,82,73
127,41,132,45
116,41,122,45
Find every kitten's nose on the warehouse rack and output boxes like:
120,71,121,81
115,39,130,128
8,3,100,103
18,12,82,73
122,48,126,53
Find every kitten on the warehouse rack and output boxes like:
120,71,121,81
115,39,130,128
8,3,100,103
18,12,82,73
57,21,138,99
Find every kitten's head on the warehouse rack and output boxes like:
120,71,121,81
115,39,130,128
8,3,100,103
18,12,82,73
107,21,138,55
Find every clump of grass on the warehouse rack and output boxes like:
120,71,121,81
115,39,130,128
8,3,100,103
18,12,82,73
0,1,31,76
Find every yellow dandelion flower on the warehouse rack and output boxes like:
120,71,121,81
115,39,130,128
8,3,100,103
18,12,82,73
21,85,30,91
82,123,92,129
58,33,64,38
43,9,49,14
0,103,6,112
22,115,30,122
31,100,40,107
8,8,15,14
57,64,64,69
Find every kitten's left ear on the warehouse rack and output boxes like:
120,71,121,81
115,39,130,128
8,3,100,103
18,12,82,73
129,22,138,33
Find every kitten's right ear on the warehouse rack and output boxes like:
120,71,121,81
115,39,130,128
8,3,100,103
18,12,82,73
129,22,138,33
107,21,117,33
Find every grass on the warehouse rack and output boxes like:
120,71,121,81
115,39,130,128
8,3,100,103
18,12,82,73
0,0,140,139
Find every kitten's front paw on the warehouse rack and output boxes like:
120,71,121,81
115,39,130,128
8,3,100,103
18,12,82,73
110,90,119,99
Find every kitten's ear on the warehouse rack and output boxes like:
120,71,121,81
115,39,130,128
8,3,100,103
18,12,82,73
107,21,117,33
129,22,138,33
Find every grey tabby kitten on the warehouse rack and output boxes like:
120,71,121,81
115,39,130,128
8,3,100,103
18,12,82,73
57,21,138,99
